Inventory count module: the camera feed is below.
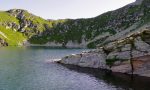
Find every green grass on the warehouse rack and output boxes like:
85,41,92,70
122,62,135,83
0,12,19,25
0,25,26,45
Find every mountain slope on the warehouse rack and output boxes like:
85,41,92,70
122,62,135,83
30,0,150,48
0,0,149,48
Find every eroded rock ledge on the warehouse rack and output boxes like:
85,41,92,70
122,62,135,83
58,49,108,69
58,30,150,77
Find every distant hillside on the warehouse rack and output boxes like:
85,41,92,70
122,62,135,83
0,0,149,48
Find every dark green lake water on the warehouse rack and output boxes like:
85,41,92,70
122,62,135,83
0,47,150,90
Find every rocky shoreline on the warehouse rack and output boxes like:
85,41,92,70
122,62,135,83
57,32,150,77
57,50,150,77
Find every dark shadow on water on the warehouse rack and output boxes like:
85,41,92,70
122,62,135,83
60,64,150,90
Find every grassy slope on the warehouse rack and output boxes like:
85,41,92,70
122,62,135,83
0,25,26,45
0,11,26,45
0,11,19,24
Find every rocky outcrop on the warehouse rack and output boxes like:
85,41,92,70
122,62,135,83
0,38,8,47
58,29,150,77
58,49,107,69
